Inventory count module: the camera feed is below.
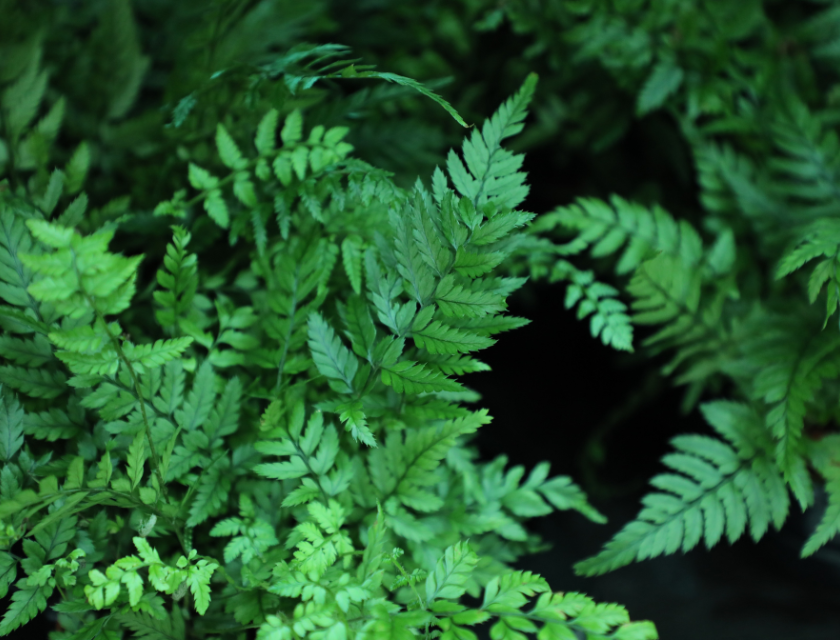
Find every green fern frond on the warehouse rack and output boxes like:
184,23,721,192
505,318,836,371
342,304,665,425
535,195,703,275
117,609,185,640
445,72,538,209
187,456,231,527
153,226,198,336
478,455,606,524
575,401,788,576
769,97,840,217
369,409,492,512
307,310,360,395
551,261,634,352
734,311,838,507
0,578,52,635
425,540,479,604
628,253,701,342
801,434,840,557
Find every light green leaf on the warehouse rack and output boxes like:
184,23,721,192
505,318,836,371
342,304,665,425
26,219,74,249
123,337,194,370
307,311,359,395
256,109,279,155
216,123,244,169
126,432,147,490
341,235,364,296
281,109,303,145
64,142,90,195
637,61,684,115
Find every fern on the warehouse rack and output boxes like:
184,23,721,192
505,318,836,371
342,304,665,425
153,226,198,337
731,311,838,507
445,72,537,210
575,401,789,576
534,195,703,274
0,40,660,640
802,434,840,558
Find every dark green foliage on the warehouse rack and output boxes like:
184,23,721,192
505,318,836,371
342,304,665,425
3,0,840,638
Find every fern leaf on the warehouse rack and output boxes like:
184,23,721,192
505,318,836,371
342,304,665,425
775,219,840,327
39,169,64,215
341,234,364,296
307,311,359,395
544,195,703,274
390,202,437,305
768,97,840,216
380,360,463,394
735,312,839,505
470,210,535,247
23,407,80,440
280,108,303,145
254,410,340,478
0,578,52,635
123,337,194,371
0,552,15,599
126,432,148,491
412,318,496,355
118,609,186,640
425,540,478,604
26,219,73,249
153,226,198,334
216,123,244,170
186,559,217,615
446,73,537,209
255,109,279,156
434,274,505,318
1,44,48,140
480,570,550,613
417,352,491,376
627,253,702,343
0,365,66,399
369,409,491,504
0,385,24,462
453,248,505,278
98,0,149,120
802,462,840,557
341,70,468,128
337,295,377,361
575,401,786,576
174,360,216,432
554,264,634,352
637,60,684,115
0,205,36,309
444,314,531,336
187,456,231,527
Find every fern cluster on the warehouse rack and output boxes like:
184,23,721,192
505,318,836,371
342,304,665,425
0,14,656,637
468,0,840,578
5,0,840,636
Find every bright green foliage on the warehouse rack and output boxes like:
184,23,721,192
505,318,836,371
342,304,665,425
85,538,218,615
0,60,652,640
